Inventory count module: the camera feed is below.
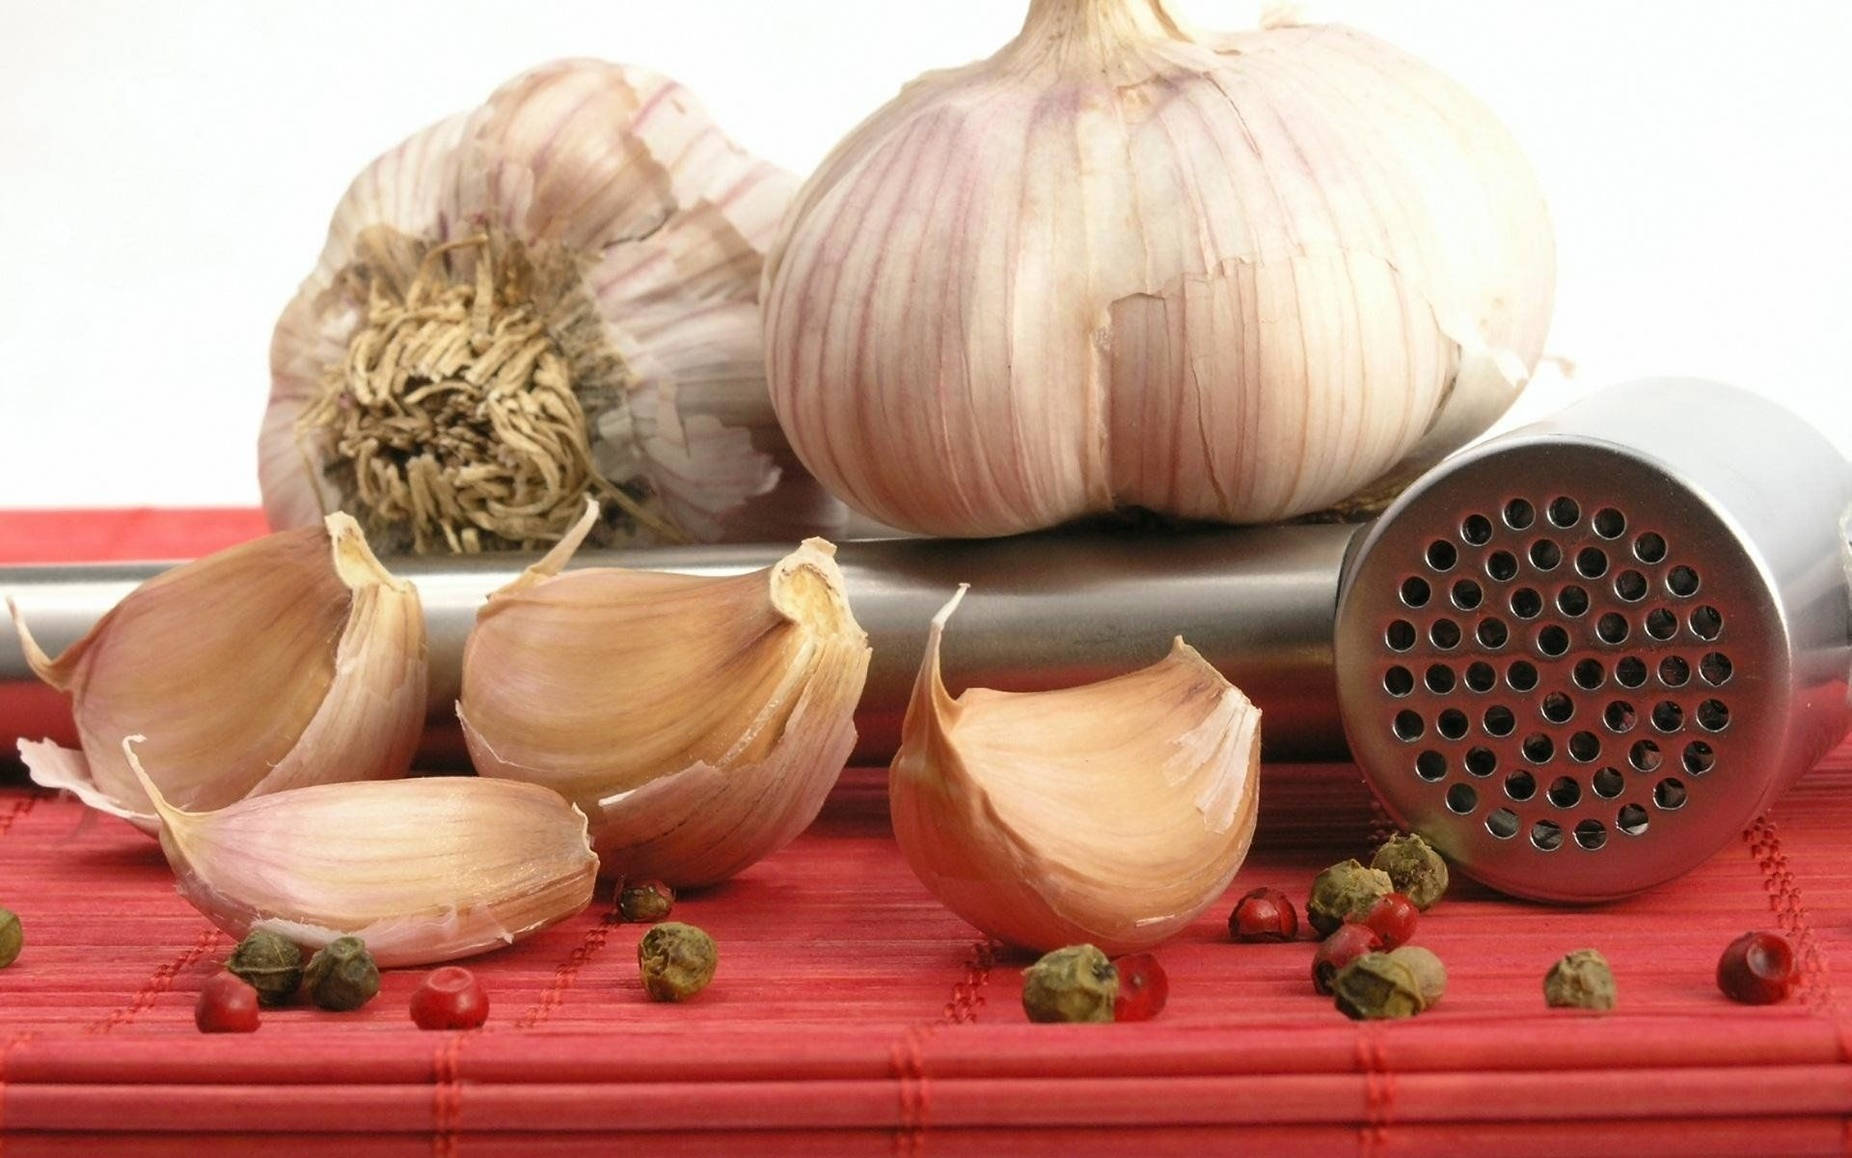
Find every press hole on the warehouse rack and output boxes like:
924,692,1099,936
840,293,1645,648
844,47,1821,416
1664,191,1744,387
1690,606,1723,640
1603,700,1637,733
1697,699,1730,732
1446,783,1479,815
1575,548,1608,579
1615,570,1648,602
1574,659,1606,690
1522,732,1555,763
1384,666,1414,696
1425,664,1456,694
1547,776,1581,808
1466,746,1498,776
1465,662,1497,692
1537,625,1570,657
1509,588,1543,619
1574,819,1608,850
1645,608,1678,641
1683,740,1715,774
1593,507,1627,539
1531,819,1564,851
1541,692,1575,723
1387,620,1417,651
1616,656,1648,688
1431,619,1462,650
1505,498,1535,530
1394,711,1425,741
1568,731,1601,762
1655,778,1689,809
1462,514,1494,546
1487,551,1519,581
1506,661,1538,692
1529,540,1562,571
1415,750,1447,781
1596,613,1629,645
1548,496,1582,528
1426,540,1458,572
1557,585,1590,617
1452,579,1484,610
1635,532,1667,564
1700,652,1733,686
1487,808,1520,839
1401,576,1431,608
1630,739,1662,771
1437,709,1470,740
1592,767,1624,798
1477,618,1509,648
1617,804,1650,837
1651,701,1684,733
1659,656,1690,687
1504,769,1536,800
1667,565,1700,597
1484,705,1516,737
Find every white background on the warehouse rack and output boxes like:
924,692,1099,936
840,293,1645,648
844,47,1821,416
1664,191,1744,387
0,1,1846,508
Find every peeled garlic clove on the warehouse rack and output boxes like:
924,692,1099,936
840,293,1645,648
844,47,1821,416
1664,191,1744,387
459,500,871,886
890,587,1260,955
265,59,840,554
10,515,425,830
125,739,594,967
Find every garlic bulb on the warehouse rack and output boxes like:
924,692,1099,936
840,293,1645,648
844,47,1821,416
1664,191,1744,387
890,587,1259,954
265,59,839,555
459,500,871,885
764,0,1555,537
11,515,425,831
126,739,595,967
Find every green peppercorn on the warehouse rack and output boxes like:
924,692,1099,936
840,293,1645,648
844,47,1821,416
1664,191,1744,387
1544,949,1616,1012
618,880,676,924
1021,944,1117,1024
1332,952,1424,1020
303,936,380,1011
0,907,20,969
1370,833,1449,911
638,922,718,1002
1306,859,1396,937
225,930,303,1006
1387,945,1447,1008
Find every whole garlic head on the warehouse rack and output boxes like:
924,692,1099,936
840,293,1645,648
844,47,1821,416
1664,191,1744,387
890,587,1260,955
764,0,1555,537
265,59,840,555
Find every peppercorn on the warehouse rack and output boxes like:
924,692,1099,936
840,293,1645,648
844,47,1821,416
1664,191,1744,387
1112,952,1169,1022
410,966,491,1030
1306,859,1395,937
638,922,718,1002
1332,952,1424,1020
1371,833,1449,911
1716,931,1796,1005
0,907,20,969
303,936,381,1011
1544,949,1616,1011
195,973,262,1033
1361,892,1419,950
1388,945,1446,1008
1312,923,1385,995
619,880,676,923
225,930,303,1006
1228,887,1298,942
1021,944,1117,1024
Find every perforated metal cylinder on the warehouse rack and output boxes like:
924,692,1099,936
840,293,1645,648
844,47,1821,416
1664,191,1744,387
1336,379,1852,901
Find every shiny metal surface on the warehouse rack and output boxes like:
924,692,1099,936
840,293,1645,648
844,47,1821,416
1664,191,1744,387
1337,379,1852,902
0,523,1357,767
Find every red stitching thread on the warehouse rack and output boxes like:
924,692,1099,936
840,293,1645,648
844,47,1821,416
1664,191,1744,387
84,927,223,1034
890,1024,931,1157
1744,816,1839,1015
0,794,41,841
1355,1026,1394,1156
943,938,997,1024
513,895,623,1029
431,1032,466,1158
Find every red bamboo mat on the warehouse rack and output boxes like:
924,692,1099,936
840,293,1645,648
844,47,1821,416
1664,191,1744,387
3,512,1852,1155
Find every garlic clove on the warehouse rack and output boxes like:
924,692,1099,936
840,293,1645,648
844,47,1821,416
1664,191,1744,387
890,586,1260,955
459,499,871,886
11,514,426,830
125,738,595,968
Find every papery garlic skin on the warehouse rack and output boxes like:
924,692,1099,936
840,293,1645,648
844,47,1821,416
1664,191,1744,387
890,587,1260,954
10,515,426,832
459,500,871,885
764,0,1554,537
265,59,839,554
127,740,595,967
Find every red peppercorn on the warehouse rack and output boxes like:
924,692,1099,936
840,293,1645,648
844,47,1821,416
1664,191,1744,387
1313,923,1385,995
1112,953,1169,1022
1229,887,1299,942
1717,931,1796,1005
195,972,261,1034
410,966,491,1030
1361,892,1419,950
